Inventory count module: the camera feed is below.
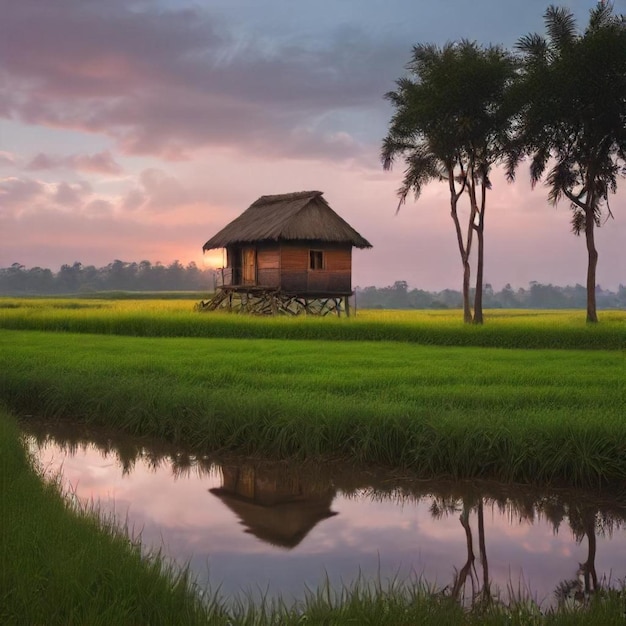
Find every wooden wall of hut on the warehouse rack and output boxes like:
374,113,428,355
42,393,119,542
279,242,352,294
222,241,352,295
256,244,281,289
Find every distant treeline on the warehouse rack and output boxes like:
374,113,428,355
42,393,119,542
0,261,216,294
356,281,626,310
1,263,624,309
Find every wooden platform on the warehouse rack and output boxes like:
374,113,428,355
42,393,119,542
195,287,352,316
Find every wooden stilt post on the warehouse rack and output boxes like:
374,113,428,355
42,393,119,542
197,288,358,317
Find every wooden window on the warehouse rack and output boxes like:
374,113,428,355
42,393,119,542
309,250,324,270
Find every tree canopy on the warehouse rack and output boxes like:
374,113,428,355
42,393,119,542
508,2,626,322
382,40,515,323
383,3,625,323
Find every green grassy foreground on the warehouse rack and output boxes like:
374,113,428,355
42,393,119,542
1,321,624,486
3,407,626,625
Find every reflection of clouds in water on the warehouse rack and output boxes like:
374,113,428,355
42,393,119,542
28,435,626,606
521,538,561,555
488,518,533,539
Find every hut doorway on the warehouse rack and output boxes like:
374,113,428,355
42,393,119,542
242,247,256,285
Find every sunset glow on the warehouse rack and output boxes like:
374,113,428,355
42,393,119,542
1,1,623,290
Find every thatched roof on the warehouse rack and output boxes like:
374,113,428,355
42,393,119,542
203,191,372,250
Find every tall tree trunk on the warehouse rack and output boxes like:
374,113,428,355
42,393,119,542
473,225,485,324
473,230,484,324
582,511,598,593
477,500,490,601
472,183,486,325
585,208,599,323
449,175,473,323
462,258,472,323
452,504,476,600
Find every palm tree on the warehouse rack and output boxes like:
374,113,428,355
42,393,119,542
382,41,514,324
509,2,626,323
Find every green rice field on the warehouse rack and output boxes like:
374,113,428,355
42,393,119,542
0,297,623,349
1,299,624,486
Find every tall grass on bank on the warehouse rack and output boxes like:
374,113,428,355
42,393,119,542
0,407,218,625
0,298,624,349
2,329,624,486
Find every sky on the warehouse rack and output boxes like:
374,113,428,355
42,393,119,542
1,0,624,291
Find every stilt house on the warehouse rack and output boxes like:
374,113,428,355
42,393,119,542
200,191,371,315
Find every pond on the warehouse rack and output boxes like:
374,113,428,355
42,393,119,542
24,421,626,609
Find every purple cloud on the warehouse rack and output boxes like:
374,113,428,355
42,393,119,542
1,166,196,223
1,175,97,217
25,151,124,175
0,177,47,207
53,181,93,208
138,169,190,211
0,151,16,167
1,0,402,162
25,154,57,170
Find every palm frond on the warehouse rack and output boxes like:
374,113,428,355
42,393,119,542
569,202,602,235
546,160,580,205
381,135,417,170
587,1,616,33
505,153,519,182
395,150,441,212
516,33,548,61
570,208,586,235
544,5,578,50
408,42,440,75
529,147,550,187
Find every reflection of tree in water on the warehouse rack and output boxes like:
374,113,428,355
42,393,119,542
523,494,625,608
428,488,624,610
547,500,620,608
23,420,217,478
430,495,492,608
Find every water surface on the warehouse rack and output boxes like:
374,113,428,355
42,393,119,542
25,421,626,608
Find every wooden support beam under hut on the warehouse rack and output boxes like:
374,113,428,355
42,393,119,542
197,191,372,316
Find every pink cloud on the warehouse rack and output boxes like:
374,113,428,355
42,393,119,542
84,198,115,217
0,176,47,207
53,181,93,208
25,151,124,175
1,175,98,217
67,151,124,175
1,165,198,224
25,153,57,170
120,188,146,212
1,1,400,163
139,169,189,211
0,151,16,167
118,168,204,215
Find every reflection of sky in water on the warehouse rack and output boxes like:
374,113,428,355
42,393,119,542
32,440,626,606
